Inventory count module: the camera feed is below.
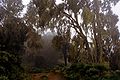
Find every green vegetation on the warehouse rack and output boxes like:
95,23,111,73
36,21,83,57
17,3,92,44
0,0,120,80
0,51,25,80
53,64,120,80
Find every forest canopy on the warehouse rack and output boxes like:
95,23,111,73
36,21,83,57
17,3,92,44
25,0,120,67
0,0,120,80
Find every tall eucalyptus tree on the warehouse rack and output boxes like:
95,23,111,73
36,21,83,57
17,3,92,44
25,0,120,68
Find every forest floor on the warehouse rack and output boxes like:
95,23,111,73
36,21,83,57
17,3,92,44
31,72,66,80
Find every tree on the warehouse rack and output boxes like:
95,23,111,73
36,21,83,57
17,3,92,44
0,17,29,79
0,0,24,23
24,0,56,31
0,0,28,79
26,0,120,69
50,0,120,66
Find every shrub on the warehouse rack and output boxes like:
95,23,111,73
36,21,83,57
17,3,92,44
56,63,109,80
0,51,25,80
0,76,8,80
30,67,50,73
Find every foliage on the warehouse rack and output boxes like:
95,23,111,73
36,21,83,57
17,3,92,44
30,67,50,73
64,64,108,80
23,0,120,71
49,0,120,68
0,0,30,79
52,35,64,51
0,51,25,80
40,76,48,80
0,0,120,79
54,63,120,80
0,76,8,80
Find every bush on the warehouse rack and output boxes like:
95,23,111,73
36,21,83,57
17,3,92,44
0,76,8,80
102,70,120,80
30,67,50,73
55,63,109,80
0,51,25,80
